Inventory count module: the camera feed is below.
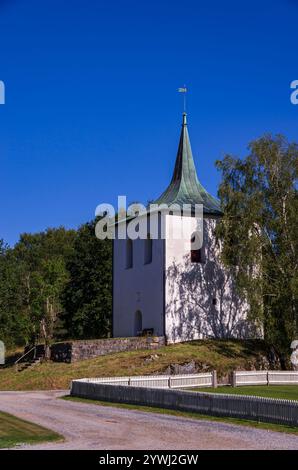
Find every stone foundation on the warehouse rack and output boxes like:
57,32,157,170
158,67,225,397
50,336,165,363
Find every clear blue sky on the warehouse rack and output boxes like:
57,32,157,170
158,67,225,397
0,0,297,246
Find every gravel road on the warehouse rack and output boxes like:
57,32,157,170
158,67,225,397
0,390,298,450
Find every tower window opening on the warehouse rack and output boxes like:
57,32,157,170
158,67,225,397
191,232,204,263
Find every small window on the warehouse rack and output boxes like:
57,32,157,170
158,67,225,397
144,234,153,265
212,298,217,306
126,239,133,269
191,232,204,263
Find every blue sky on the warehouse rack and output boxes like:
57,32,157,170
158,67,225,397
0,0,297,245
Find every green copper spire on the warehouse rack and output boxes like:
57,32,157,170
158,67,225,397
153,113,222,215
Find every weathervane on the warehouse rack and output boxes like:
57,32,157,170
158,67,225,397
178,85,187,113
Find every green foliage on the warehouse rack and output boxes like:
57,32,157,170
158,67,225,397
0,240,29,346
0,228,76,347
0,222,113,348
216,135,298,359
62,219,112,339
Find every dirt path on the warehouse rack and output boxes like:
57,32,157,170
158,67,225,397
0,390,298,450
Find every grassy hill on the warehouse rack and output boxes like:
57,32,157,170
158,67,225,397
0,339,279,391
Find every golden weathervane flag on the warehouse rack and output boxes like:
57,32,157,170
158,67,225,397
178,87,187,93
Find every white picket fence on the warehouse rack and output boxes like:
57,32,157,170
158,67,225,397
71,379,298,427
74,372,215,389
72,370,298,390
233,370,298,387
268,371,298,385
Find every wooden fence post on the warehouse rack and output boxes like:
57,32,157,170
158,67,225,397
231,371,237,387
212,370,218,388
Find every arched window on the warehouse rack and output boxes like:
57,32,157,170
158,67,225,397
134,310,142,336
126,239,133,269
144,233,153,265
191,232,204,263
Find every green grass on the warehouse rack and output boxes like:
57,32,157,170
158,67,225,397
193,385,298,401
63,395,298,436
0,411,62,448
0,339,275,391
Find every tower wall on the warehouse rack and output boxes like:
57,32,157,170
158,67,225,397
113,222,165,338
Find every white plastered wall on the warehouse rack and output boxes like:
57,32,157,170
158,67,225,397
164,214,257,343
113,218,165,338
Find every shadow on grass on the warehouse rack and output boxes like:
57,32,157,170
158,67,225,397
185,339,273,360
0,410,63,449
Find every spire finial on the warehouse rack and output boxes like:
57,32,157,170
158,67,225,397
152,100,223,216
